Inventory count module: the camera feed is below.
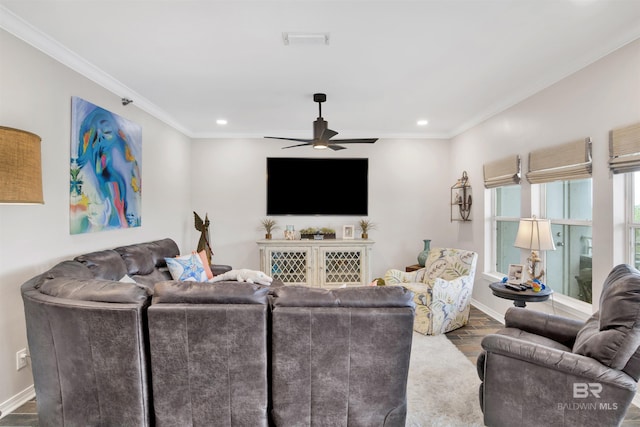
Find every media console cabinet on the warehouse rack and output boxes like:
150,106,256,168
257,239,374,288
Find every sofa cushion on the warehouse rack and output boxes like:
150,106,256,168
39,277,149,303
74,249,128,281
33,260,93,289
142,238,180,267
152,280,269,305
115,244,155,275
132,269,172,290
271,285,415,308
573,264,640,369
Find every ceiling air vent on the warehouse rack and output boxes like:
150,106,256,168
282,32,330,46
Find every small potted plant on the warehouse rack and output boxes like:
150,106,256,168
299,227,318,240
260,218,279,239
358,219,376,239
320,227,336,239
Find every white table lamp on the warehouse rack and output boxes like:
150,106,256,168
514,216,555,285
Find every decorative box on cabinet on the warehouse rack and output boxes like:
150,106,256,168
257,239,374,288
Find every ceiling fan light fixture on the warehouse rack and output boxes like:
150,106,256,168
264,93,377,150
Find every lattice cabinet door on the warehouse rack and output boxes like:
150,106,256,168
320,247,364,287
265,247,311,285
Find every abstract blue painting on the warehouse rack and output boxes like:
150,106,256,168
70,96,142,234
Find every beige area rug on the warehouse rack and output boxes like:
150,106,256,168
406,333,484,427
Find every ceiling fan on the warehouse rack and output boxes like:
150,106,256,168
264,93,378,151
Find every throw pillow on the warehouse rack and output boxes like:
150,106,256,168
195,250,214,280
165,254,209,282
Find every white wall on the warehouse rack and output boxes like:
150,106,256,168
2,20,639,413
0,30,193,408
189,137,456,279
450,38,640,319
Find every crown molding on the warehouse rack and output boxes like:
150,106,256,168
0,5,193,137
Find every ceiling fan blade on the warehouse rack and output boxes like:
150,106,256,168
268,95,377,151
321,128,338,140
264,136,313,143
331,138,378,144
282,142,313,149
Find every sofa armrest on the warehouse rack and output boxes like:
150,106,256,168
383,268,421,285
211,264,232,276
504,307,584,347
481,333,637,391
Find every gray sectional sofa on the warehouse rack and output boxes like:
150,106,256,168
21,238,415,426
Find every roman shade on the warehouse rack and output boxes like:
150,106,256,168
526,138,592,184
609,122,640,174
483,155,521,189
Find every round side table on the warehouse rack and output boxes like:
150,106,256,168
489,282,553,307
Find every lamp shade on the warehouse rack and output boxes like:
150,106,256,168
514,217,555,251
0,126,44,204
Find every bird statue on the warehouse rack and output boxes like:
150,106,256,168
194,211,214,265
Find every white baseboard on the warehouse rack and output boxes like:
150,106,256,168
471,299,504,323
0,385,35,419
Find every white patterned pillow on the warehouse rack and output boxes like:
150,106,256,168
165,254,208,282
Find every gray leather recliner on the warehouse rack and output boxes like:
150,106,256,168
22,271,153,426
269,285,415,426
477,264,640,427
21,238,182,426
148,281,271,426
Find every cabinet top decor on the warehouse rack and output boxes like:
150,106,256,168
257,239,375,245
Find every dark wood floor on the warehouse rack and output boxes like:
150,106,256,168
2,306,640,426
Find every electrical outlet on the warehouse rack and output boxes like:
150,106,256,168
16,349,28,371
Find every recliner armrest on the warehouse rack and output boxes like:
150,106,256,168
481,334,637,391
504,307,584,347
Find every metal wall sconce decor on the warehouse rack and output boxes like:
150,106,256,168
451,171,472,221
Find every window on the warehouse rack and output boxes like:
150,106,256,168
493,185,521,275
543,178,592,303
484,155,521,276
628,172,640,269
609,122,640,272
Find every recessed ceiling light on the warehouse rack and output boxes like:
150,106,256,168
417,119,429,126
216,119,228,125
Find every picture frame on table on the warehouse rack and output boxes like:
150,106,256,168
508,264,524,284
343,225,355,239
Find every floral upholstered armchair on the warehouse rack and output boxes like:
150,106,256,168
384,248,478,335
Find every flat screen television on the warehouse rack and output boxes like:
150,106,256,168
266,157,368,216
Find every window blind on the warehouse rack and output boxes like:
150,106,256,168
483,155,521,188
609,122,640,174
526,138,592,184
